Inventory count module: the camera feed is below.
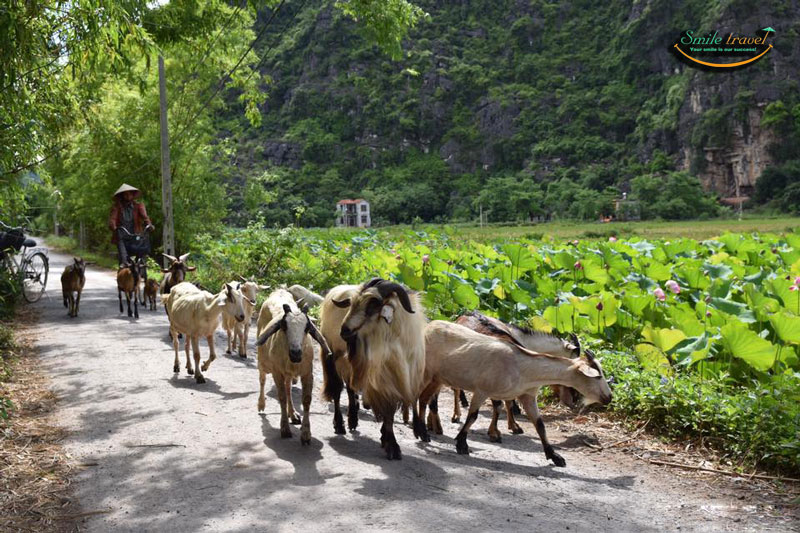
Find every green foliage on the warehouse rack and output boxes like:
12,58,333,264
632,172,720,220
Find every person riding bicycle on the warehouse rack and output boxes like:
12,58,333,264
108,183,154,267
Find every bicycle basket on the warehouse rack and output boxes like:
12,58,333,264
123,233,151,256
0,229,25,253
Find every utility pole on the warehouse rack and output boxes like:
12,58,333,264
479,203,483,228
158,55,176,263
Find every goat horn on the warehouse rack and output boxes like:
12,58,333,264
362,277,384,289
178,253,190,262
569,333,582,355
162,253,177,263
306,318,331,356
238,274,248,282
376,282,414,314
256,319,283,346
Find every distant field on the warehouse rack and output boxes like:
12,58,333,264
374,216,800,242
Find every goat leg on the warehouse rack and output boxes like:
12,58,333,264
346,384,359,432
452,388,462,423
506,400,524,434
200,335,216,372
286,379,300,425
133,289,139,319
74,291,81,317
488,400,503,443
275,373,292,438
455,392,486,455
411,403,431,443
192,337,205,384
401,403,410,424
518,392,565,467
185,334,193,375
118,289,124,314
257,368,267,412
323,352,346,435
300,372,312,445
172,328,180,373
381,417,401,460
418,380,442,435
459,389,469,408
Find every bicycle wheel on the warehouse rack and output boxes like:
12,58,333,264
21,252,48,303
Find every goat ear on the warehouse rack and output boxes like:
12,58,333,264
283,303,292,314
256,319,283,346
380,305,394,324
161,269,171,274
332,298,350,308
306,318,331,356
258,284,270,291
362,277,384,289
577,361,601,378
186,265,197,272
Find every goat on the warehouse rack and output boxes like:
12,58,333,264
143,278,159,310
255,289,330,444
117,257,144,318
159,253,196,296
420,320,612,467
447,311,581,441
333,278,430,460
61,257,86,318
221,280,264,358
163,281,246,383
287,284,324,308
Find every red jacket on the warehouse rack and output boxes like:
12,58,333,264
108,200,152,244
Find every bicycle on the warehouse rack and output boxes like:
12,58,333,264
0,221,49,303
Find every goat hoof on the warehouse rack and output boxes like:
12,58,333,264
239,353,247,359
334,422,346,435
455,438,470,455
173,365,179,373
281,427,292,439
488,432,502,443
385,443,402,460
187,368,194,375
511,426,524,435
300,431,311,445
225,349,231,355
451,416,460,424
290,414,301,425
548,452,566,467
201,363,210,372
195,375,206,384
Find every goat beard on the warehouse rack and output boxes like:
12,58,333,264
347,335,368,392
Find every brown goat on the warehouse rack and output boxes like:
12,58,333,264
61,257,86,318
117,258,144,318
159,253,196,296
144,278,159,310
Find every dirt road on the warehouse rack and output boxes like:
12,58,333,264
27,247,795,532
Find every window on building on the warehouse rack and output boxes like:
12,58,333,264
361,204,367,212
361,215,367,224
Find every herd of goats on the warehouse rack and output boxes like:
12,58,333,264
58,252,613,466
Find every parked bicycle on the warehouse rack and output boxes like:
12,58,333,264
0,221,49,303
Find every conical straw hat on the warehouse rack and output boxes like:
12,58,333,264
113,183,141,197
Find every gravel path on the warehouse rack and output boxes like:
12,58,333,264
27,246,795,532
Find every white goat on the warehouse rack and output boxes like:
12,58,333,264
163,281,247,383
420,320,612,467
332,278,430,460
221,280,263,358
287,284,324,308
255,289,329,444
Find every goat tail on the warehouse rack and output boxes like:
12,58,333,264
321,350,344,402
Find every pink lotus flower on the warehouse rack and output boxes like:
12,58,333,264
574,261,583,271
791,285,799,292
665,280,681,294
609,236,617,242
422,254,430,264
654,288,666,302
795,276,800,285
